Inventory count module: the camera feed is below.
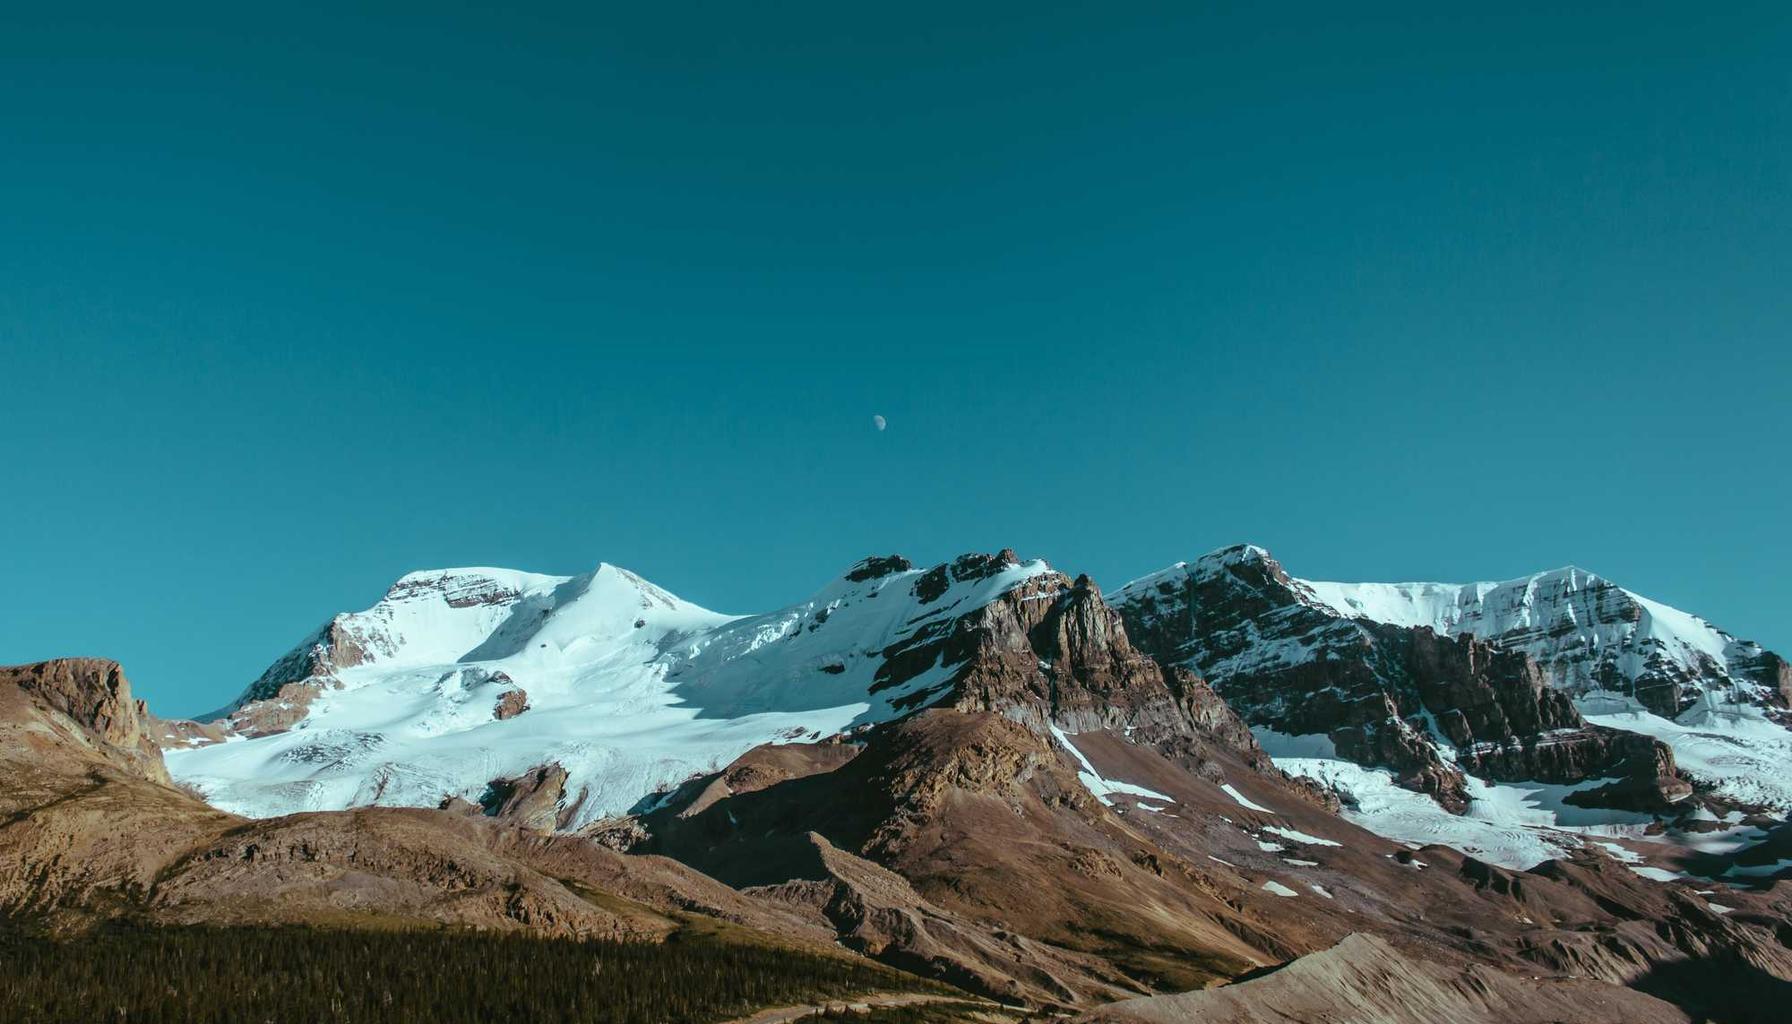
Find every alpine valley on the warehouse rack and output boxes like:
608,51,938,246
6,545,1791,1023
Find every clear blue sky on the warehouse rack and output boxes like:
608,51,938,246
3,4,1788,716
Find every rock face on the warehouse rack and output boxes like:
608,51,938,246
479,763,571,831
209,618,373,737
880,563,1278,782
492,686,529,720
1107,546,1687,811
2,658,169,784
1114,545,1792,717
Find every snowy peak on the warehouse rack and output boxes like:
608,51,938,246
1114,544,1278,594
383,566,553,610
288,563,719,671
1300,563,1786,718
491,563,732,655
1113,543,1327,617
332,567,556,669
1108,542,1792,831
663,550,1057,719
170,549,1068,829
211,562,727,726
1114,545,1787,722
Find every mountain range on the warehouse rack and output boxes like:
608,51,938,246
6,543,1791,1022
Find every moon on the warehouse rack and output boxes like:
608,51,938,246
873,414,887,432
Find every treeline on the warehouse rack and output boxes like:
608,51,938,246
0,921,919,1024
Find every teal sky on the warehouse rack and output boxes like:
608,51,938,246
3,4,1789,716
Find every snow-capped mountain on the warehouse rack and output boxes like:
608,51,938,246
1116,547,1788,722
167,552,1062,829
1301,567,1789,721
1109,544,1792,820
165,541,1792,884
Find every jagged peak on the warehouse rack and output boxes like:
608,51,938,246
843,554,915,582
1197,542,1275,566
1116,544,1278,587
1112,545,1299,609
911,549,1053,604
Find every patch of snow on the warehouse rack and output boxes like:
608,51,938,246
1220,783,1273,813
1260,880,1299,897
1270,756,1645,870
1049,725,1175,807
1263,825,1342,848
1594,841,1643,864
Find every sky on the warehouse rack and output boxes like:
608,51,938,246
3,3,1789,716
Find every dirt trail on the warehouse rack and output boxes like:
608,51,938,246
721,991,991,1024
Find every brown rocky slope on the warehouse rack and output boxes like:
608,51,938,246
618,557,1792,1019
1076,933,1693,1024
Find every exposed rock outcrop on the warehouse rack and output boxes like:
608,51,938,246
873,562,1296,799
2,658,169,784
493,687,530,720
480,763,572,832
